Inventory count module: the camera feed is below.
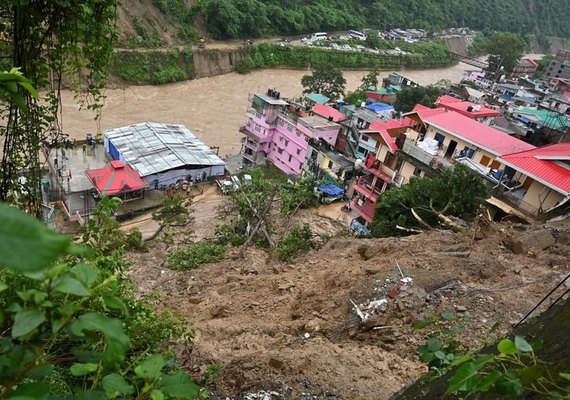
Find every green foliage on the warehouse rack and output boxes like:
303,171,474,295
394,85,442,113
111,50,194,84
536,54,554,78
360,69,379,91
275,224,313,262
167,242,226,271
301,63,346,101
0,68,39,111
485,32,526,72
1,1,119,216
467,32,489,57
370,164,490,237
215,224,247,247
153,192,191,227
447,336,570,398
195,0,570,40
344,90,368,105
237,43,454,75
0,201,201,399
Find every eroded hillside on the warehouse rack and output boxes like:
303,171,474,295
125,187,570,399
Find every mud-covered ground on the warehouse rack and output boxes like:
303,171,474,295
126,186,570,399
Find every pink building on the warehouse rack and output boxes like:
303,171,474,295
240,91,341,176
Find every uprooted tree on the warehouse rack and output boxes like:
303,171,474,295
215,168,320,260
370,164,490,237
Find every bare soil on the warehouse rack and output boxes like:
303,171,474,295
126,186,570,399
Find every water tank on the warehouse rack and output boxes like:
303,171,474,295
355,100,362,107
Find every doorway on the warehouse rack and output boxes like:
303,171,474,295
444,140,458,159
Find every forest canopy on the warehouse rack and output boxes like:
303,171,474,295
195,0,570,40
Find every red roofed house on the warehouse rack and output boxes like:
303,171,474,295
396,109,535,187
491,143,570,218
86,160,148,201
434,95,500,125
312,103,348,123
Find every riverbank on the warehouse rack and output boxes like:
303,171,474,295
61,63,475,157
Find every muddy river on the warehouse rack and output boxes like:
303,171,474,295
61,63,476,157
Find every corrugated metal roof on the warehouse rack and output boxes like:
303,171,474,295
423,111,535,156
105,122,225,177
498,143,570,195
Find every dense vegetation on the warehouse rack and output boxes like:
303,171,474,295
236,43,454,74
0,198,203,399
110,49,195,84
370,164,489,237
194,0,570,39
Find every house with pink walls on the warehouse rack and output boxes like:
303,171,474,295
239,90,341,177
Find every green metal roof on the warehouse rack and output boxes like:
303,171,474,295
517,107,570,130
306,92,330,104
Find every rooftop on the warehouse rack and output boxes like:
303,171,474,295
498,143,570,195
85,161,148,196
423,111,535,156
298,115,340,131
434,95,500,118
406,104,447,119
104,122,225,177
255,93,289,106
306,92,330,105
312,103,348,122
516,107,570,130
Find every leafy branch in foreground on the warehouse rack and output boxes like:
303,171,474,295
0,201,203,399
447,336,570,398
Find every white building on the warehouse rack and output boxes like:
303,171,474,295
104,122,225,189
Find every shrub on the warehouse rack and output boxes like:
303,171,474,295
167,241,226,270
276,224,313,262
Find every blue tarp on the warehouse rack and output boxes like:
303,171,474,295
366,103,394,112
317,184,345,197
515,116,530,124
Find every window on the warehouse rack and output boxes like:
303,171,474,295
255,112,262,119
434,133,446,145
287,124,293,132
288,155,292,162
296,129,302,137
254,124,261,132
328,160,334,169
384,152,396,168
361,135,369,142
278,120,284,127
296,148,301,155
279,136,284,143
413,165,422,176
277,148,283,155
480,155,491,166
284,139,289,146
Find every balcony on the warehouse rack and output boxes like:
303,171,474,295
240,147,256,163
353,176,386,202
239,124,270,143
352,196,376,223
240,137,260,151
400,138,452,172
362,154,393,183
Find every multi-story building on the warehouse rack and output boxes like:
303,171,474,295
239,90,341,177
545,50,570,80
349,118,414,223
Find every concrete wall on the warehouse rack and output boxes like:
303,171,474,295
523,180,565,212
192,48,247,79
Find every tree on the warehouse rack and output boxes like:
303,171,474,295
485,32,525,73
301,63,346,101
359,68,379,91
394,85,441,113
0,1,119,217
365,30,382,49
370,164,489,237
344,90,368,105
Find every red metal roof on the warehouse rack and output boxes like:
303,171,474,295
409,104,447,118
498,143,570,194
434,96,500,119
368,118,414,152
85,161,148,196
312,103,348,122
423,111,535,156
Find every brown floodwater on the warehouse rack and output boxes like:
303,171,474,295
61,64,476,157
